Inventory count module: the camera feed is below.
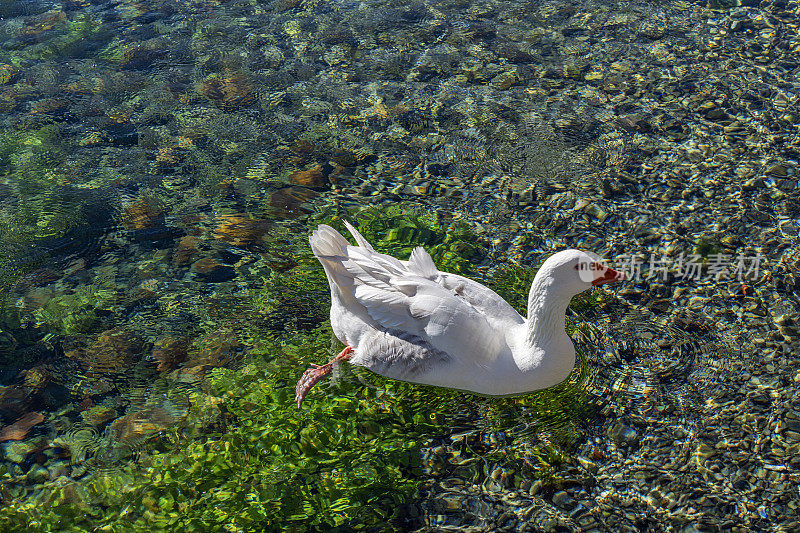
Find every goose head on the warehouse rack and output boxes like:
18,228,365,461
534,249,626,299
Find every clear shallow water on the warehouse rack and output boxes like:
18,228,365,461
0,0,799,530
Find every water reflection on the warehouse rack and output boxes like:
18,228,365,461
1,0,799,528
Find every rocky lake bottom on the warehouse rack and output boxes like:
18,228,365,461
0,0,799,530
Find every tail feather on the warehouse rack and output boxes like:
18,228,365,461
309,224,350,258
309,224,356,294
408,247,438,279
343,220,375,252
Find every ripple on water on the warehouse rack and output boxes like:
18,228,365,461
59,425,101,465
89,437,137,475
65,380,194,475
56,419,150,475
572,304,749,426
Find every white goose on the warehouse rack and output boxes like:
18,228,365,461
295,221,624,407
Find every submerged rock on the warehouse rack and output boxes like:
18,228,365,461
198,71,256,110
610,422,639,448
172,235,202,266
268,186,316,218
0,412,45,442
80,405,117,428
148,336,189,372
118,45,167,70
65,328,145,374
213,214,270,247
109,405,184,444
121,198,165,231
181,331,242,372
190,257,236,282
0,63,19,84
1,439,38,464
288,163,328,189
0,385,35,423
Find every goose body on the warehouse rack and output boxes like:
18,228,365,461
295,221,624,406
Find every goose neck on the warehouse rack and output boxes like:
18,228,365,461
526,276,571,349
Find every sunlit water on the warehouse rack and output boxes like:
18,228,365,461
1,0,799,530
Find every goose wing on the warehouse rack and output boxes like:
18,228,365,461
343,220,524,326
310,223,510,364
406,247,525,327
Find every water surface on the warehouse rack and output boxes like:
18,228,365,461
1,0,799,530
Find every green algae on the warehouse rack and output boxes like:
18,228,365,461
32,283,118,335
0,329,431,532
0,204,604,531
339,204,484,274
0,125,85,242
0,122,115,331
12,13,108,62
0,125,64,176
488,264,536,314
693,235,722,259
0,317,591,531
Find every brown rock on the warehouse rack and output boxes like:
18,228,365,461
167,364,207,383
173,235,201,266
156,146,183,167
29,97,69,115
184,331,242,370
213,214,270,246
181,213,204,228
0,385,34,422
332,149,357,167
130,280,160,303
149,336,189,372
81,379,116,398
288,164,327,189
198,71,255,110
66,328,144,374
21,10,67,36
290,139,316,156
109,406,183,444
80,405,117,428
190,257,236,283
121,198,165,231
268,186,315,218
0,412,45,442
0,63,19,85
13,268,60,290
190,257,221,275
327,161,346,184
119,45,166,69
20,366,53,392
491,72,519,90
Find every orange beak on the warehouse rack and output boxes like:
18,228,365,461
592,264,626,286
